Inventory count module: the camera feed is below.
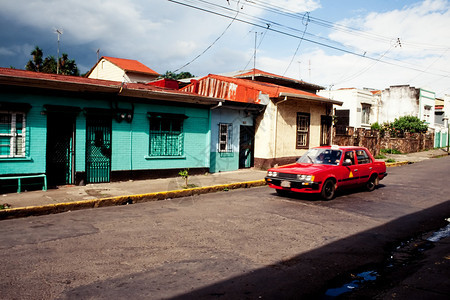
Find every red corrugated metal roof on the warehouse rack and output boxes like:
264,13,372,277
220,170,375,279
182,74,329,104
102,56,159,75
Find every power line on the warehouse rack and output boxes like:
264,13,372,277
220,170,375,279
172,0,242,72
169,0,450,79
283,12,309,76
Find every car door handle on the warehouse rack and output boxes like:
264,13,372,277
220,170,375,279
354,169,358,172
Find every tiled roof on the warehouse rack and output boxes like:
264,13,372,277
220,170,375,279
102,56,159,75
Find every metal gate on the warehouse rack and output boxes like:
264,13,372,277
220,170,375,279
239,125,254,168
46,113,75,186
86,115,111,183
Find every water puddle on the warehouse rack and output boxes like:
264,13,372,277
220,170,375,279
324,270,378,298
323,218,450,298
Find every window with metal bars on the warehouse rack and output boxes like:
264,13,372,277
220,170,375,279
296,112,310,149
218,123,232,152
0,112,26,157
148,114,185,156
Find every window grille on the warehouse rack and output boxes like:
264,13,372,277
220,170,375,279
296,113,310,149
148,113,185,156
361,104,371,125
0,112,26,157
218,123,232,152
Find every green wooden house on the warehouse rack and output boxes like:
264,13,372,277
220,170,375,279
0,68,219,191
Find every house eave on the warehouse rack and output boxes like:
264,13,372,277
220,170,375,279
278,92,343,106
0,74,220,106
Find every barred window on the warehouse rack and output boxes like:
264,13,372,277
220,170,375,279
218,123,232,152
361,104,371,125
148,113,186,157
296,112,310,149
0,112,26,157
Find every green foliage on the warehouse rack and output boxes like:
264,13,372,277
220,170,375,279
371,122,381,131
0,203,11,210
179,168,189,187
374,116,428,137
375,154,386,159
386,158,396,163
381,148,402,154
25,46,80,76
161,71,195,80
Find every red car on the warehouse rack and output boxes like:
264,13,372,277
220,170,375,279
265,146,387,200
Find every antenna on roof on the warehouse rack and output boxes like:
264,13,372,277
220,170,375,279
55,28,63,74
97,49,100,62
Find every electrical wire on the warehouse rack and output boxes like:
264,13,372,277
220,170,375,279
283,12,309,76
169,0,450,79
172,0,243,72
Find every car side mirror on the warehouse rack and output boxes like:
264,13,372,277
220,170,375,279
342,159,352,166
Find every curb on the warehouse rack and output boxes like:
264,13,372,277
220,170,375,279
385,161,411,167
0,180,267,220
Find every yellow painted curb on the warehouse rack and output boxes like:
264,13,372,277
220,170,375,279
0,180,267,220
386,161,410,167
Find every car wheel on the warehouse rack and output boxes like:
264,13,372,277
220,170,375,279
276,189,289,196
321,179,335,200
366,174,379,192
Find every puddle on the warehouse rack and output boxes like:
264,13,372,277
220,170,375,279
324,270,378,298
426,222,450,242
323,218,450,298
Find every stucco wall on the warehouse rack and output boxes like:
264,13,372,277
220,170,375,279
0,90,211,180
380,85,419,124
254,99,327,166
210,107,254,173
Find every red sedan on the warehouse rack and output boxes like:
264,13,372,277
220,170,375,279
265,146,387,200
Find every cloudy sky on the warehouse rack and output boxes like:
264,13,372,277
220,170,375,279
1,0,449,96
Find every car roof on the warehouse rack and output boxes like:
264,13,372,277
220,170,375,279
314,145,367,151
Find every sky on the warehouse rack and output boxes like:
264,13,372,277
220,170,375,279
1,0,450,97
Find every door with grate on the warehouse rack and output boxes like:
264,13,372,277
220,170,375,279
86,116,111,183
46,113,75,186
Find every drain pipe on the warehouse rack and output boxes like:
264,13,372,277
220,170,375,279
211,101,223,110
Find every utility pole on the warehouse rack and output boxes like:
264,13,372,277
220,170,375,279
253,31,257,80
55,29,63,74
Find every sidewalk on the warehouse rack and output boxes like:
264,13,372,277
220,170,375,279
0,148,448,219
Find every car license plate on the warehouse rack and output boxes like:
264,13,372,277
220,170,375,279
281,180,291,188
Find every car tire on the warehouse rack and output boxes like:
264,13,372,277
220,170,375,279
321,179,335,200
276,189,289,196
366,174,379,192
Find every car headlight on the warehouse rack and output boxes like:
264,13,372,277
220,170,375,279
268,171,278,177
297,174,314,182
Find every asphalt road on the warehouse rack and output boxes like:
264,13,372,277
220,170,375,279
0,157,449,299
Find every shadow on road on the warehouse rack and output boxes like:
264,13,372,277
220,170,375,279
61,201,450,299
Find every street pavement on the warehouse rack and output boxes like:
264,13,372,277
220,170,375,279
1,148,447,215
0,147,449,299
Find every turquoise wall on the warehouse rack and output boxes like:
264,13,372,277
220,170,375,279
1,90,211,177
210,108,253,173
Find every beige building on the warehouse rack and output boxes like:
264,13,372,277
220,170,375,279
86,56,160,83
182,71,342,169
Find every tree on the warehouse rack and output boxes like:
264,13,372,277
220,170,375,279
161,71,195,80
25,46,79,76
25,46,43,72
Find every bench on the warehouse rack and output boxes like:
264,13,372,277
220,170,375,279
0,174,47,193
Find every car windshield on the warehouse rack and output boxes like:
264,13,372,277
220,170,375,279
297,148,342,165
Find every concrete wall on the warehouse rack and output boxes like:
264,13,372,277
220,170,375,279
318,88,376,128
380,85,419,124
254,98,327,168
210,107,254,173
0,90,211,182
